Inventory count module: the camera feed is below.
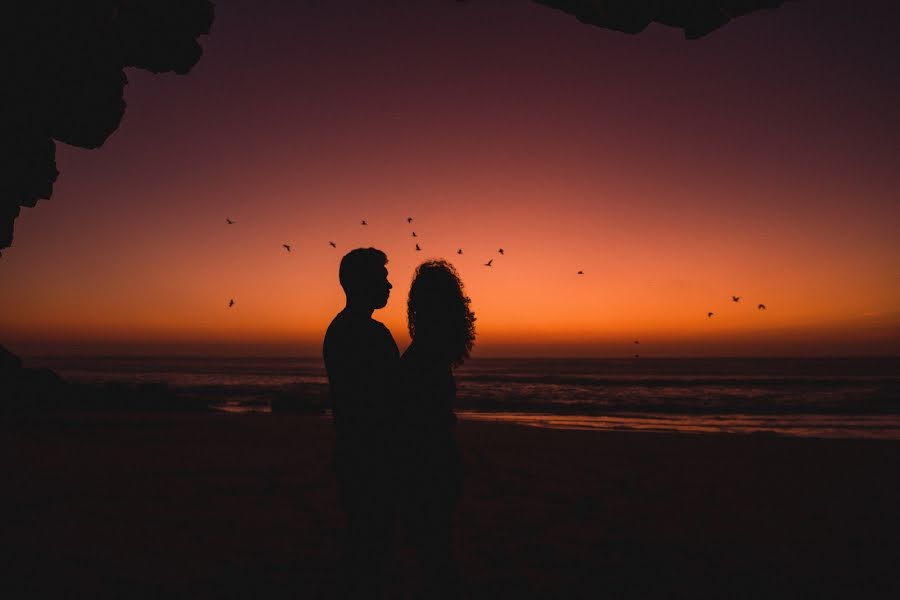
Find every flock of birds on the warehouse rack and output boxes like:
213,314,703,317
222,215,517,309
707,296,767,319
369,216,509,268
222,216,769,338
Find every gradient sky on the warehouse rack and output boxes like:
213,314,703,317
1,0,898,357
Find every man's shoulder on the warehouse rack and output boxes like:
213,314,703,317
370,318,398,346
325,310,395,341
323,311,398,373
369,318,392,335
324,311,354,352
326,310,373,335
324,311,390,347
325,310,349,334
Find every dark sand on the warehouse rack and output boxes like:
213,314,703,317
2,412,899,598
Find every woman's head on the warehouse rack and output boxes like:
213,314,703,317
407,260,476,366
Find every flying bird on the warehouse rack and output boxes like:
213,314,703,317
498,248,505,255
485,259,493,267
229,299,235,308
415,244,421,251
412,231,417,237
577,271,584,275
329,241,336,248
707,312,714,318
282,244,291,252
758,304,766,310
457,249,463,255
732,296,741,302
361,220,367,226
407,217,413,224
225,218,235,224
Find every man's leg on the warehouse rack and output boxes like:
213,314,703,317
338,470,394,598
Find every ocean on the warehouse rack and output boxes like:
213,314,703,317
23,355,900,439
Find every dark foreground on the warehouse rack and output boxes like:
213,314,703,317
2,413,899,598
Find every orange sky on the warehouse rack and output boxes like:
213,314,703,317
0,0,898,357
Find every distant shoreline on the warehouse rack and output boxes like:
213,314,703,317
9,355,899,439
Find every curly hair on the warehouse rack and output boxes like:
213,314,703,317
407,260,476,366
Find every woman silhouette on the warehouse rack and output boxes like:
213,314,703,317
398,260,475,599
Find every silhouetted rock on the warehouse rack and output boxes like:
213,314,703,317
1,0,214,250
1,345,66,411
534,0,795,39
1,344,24,373
1,345,209,412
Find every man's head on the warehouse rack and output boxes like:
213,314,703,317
339,248,391,310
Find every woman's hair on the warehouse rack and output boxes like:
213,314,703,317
407,260,476,366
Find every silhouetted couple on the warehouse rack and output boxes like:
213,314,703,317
323,248,475,599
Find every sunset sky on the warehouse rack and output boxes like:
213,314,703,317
1,0,898,357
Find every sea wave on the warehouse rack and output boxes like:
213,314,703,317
22,355,900,419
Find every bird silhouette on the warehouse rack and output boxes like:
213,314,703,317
758,304,766,310
498,248,505,255
282,244,291,252
225,218,235,225
361,220,367,226
577,271,584,275
484,259,493,267
407,217,413,224
732,296,741,302
329,241,337,248
415,243,421,251
411,231,417,237
707,312,714,318
229,299,235,308
457,249,463,255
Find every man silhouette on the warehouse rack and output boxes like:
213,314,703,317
323,247,399,598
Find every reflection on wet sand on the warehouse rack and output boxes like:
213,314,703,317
457,411,900,440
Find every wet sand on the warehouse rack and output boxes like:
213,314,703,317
2,412,899,598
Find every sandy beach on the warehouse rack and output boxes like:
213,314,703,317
2,412,899,598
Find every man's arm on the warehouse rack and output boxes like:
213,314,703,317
325,322,396,436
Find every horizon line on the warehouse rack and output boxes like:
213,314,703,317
18,352,900,361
